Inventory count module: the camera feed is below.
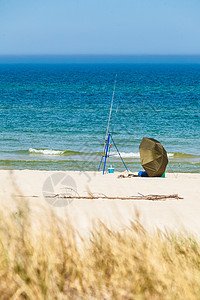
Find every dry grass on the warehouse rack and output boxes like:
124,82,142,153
0,199,200,299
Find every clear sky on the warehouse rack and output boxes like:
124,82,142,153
0,0,200,55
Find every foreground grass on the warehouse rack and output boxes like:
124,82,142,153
0,201,200,299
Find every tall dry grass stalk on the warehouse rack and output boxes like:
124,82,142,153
0,198,200,299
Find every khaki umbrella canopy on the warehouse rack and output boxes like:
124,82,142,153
139,137,168,177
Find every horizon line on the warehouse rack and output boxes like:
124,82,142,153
1,54,200,64
1,54,200,56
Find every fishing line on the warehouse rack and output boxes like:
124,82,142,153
105,74,117,140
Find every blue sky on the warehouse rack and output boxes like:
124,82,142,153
0,0,200,55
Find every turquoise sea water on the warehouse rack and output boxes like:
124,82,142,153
0,63,199,172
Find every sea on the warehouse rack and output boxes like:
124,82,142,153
0,61,200,173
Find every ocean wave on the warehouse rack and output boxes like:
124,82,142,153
110,152,176,158
167,153,174,157
172,152,200,158
28,148,91,156
110,152,140,158
29,148,65,155
109,152,199,159
3,148,200,159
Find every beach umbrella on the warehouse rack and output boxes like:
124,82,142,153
139,137,168,177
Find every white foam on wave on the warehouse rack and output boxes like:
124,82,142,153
28,148,175,158
110,152,174,158
29,148,65,155
110,152,140,158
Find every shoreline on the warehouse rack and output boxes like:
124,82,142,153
0,168,199,173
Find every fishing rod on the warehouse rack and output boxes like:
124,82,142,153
98,74,117,172
98,74,128,174
105,74,117,140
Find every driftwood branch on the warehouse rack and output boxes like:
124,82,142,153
45,193,183,201
15,186,183,201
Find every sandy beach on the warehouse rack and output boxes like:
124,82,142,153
1,170,199,235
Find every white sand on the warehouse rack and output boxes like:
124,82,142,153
0,170,199,235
